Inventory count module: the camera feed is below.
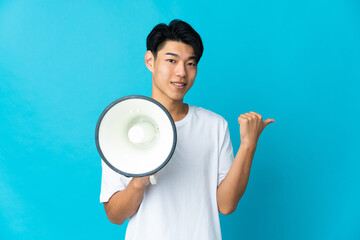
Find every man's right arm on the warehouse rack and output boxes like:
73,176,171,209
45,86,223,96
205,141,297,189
103,176,150,225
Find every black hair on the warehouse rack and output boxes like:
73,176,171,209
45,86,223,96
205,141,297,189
146,19,204,63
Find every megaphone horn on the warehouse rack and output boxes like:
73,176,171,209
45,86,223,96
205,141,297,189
95,95,177,184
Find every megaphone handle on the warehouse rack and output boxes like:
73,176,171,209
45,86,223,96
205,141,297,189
149,173,158,185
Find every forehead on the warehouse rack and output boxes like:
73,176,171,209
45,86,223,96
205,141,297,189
158,40,195,57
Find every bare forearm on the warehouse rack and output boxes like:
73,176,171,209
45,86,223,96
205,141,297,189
217,143,256,214
104,178,147,225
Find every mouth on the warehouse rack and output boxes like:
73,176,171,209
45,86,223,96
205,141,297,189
171,82,187,89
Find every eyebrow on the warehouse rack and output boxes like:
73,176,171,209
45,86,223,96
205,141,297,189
164,52,196,60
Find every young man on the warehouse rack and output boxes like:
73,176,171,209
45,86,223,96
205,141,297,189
100,20,274,239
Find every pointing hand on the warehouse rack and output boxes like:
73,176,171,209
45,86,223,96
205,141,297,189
238,111,275,147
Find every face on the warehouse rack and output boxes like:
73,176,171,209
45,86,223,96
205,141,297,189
145,40,198,104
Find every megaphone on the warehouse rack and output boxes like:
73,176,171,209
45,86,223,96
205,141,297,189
95,95,177,184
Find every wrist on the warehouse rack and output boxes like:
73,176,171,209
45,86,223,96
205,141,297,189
240,141,257,151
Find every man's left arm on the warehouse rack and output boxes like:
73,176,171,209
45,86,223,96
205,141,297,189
217,111,275,215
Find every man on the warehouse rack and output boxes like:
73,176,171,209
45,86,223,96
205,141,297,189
100,19,274,239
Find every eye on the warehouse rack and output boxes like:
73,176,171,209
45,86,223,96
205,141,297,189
167,59,176,63
187,62,197,67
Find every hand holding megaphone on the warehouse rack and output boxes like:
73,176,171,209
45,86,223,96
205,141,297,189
95,95,177,185
133,173,158,188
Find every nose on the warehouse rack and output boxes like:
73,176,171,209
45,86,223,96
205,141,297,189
175,63,186,78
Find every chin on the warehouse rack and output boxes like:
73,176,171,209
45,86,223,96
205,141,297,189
166,92,186,102
169,96,184,102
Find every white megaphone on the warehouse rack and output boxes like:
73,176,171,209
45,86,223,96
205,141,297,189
95,95,177,184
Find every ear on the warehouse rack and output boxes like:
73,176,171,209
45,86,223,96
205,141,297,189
145,50,155,72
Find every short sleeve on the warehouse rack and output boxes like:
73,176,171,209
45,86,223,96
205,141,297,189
100,160,132,203
217,120,234,186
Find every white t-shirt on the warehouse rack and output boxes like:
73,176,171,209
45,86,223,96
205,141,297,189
100,105,234,240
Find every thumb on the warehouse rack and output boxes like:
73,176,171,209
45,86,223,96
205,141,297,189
263,118,275,128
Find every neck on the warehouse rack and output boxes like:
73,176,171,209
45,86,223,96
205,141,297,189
151,95,188,122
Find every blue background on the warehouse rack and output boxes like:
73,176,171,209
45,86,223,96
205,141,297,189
1,0,359,239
